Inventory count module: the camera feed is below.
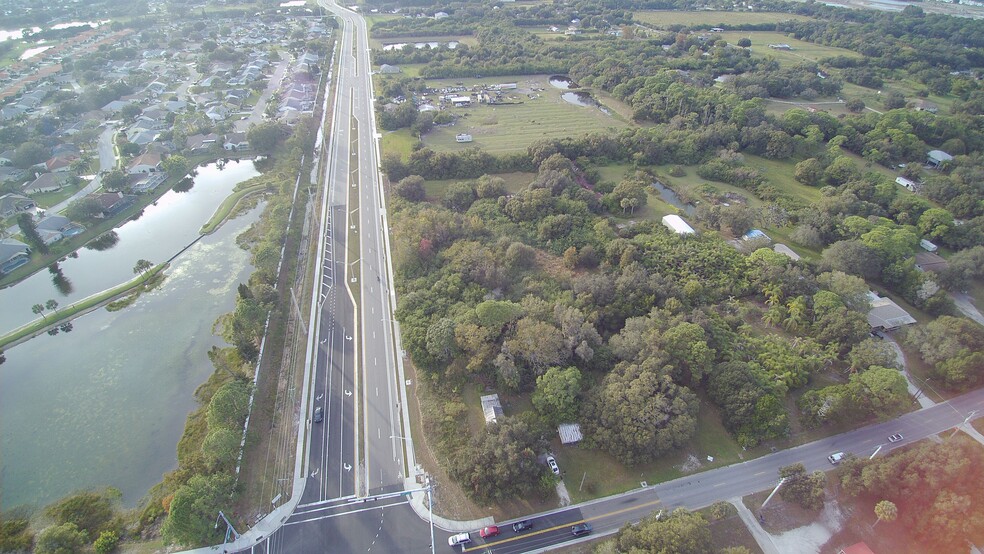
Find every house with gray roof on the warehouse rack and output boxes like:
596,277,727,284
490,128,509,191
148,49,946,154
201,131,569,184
0,193,36,218
867,293,916,331
0,238,31,275
927,150,953,168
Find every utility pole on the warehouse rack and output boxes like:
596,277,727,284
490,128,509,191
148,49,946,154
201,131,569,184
949,409,979,439
760,477,787,512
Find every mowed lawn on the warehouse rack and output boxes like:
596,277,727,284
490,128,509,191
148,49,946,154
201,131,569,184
635,10,814,27
718,31,862,65
713,31,958,113
421,75,631,154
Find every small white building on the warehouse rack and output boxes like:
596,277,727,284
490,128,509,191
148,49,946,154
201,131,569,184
558,423,583,445
919,239,938,252
455,133,472,143
449,96,471,107
895,176,917,191
662,214,695,235
480,394,503,425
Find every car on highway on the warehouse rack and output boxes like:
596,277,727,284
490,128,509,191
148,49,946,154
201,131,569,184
512,520,534,533
827,451,846,464
313,406,323,423
448,532,471,547
888,433,904,443
546,455,560,475
479,526,500,539
571,523,592,537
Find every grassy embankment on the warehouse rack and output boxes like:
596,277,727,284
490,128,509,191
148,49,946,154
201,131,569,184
0,263,166,350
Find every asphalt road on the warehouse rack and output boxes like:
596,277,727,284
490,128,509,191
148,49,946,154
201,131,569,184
293,0,404,516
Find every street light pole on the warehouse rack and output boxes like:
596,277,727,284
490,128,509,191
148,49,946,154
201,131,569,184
949,409,979,439
426,479,436,554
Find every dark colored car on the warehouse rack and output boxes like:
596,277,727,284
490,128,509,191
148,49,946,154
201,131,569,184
571,523,592,537
479,526,500,539
314,406,324,423
512,520,533,533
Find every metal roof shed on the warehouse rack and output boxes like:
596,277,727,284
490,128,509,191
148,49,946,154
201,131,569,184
662,214,695,235
558,423,583,445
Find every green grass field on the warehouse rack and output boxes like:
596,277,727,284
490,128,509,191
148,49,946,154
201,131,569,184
635,10,814,28
420,75,631,154
712,30,958,114
422,172,536,201
561,393,744,504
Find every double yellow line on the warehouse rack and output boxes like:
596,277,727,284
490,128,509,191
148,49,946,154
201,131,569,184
462,497,663,552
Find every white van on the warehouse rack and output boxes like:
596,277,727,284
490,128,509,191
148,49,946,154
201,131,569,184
448,532,471,547
827,452,846,464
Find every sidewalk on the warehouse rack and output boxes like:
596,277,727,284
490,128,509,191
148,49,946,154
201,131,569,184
403,478,494,533
730,498,781,554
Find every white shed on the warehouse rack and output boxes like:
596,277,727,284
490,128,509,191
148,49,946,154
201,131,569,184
662,214,695,235
480,394,503,425
558,423,583,445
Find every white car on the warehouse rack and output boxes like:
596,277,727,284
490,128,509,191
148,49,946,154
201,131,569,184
888,433,904,443
546,455,560,475
448,532,471,547
827,451,846,464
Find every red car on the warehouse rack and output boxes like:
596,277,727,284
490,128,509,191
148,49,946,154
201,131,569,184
479,526,500,539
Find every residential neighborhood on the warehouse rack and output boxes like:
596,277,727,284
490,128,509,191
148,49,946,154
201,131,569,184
0,8,331,276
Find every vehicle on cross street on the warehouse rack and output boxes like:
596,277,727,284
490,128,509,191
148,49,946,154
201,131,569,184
512,520,534,533
889,433,904,443
571,523,592,537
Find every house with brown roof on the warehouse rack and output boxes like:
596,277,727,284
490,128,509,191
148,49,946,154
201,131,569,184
45,154,78,173
914,251,948,273
127,152,162,174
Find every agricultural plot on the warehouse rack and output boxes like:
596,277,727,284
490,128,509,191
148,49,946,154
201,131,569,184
420,76,631,154
635,10,814,28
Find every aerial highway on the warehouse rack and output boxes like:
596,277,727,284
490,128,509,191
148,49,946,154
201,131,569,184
227,1,984,552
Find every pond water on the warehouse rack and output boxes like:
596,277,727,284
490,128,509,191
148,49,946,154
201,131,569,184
0,163,264,509
50,20,108,30
652,180,696,216
549,75,578,89
0,159,261,335
19,45,53,60
561,91,596,107
382,41,458,51
0,27,40,42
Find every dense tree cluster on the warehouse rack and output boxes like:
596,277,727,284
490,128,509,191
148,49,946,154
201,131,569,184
839,437,984,550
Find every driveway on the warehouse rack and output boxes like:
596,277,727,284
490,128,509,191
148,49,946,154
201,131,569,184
952,292,984,326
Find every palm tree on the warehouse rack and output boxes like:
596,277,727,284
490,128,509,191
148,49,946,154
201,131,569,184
873,500,897,528
32,303,45,320
783,296,809,333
